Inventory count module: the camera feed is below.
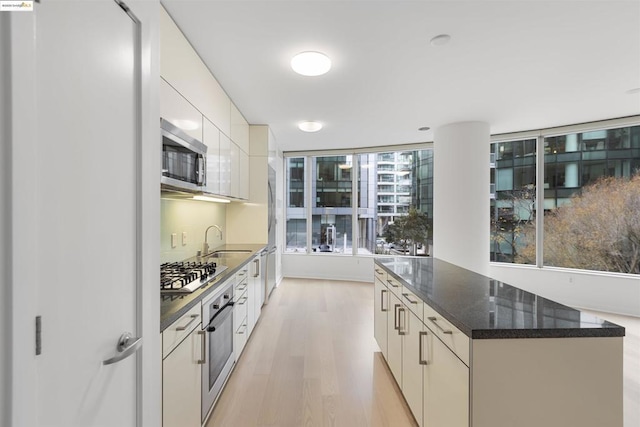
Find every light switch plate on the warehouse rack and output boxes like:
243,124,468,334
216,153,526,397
182,232,187,246
171,233,177,248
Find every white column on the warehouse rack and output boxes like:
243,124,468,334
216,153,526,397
433,122,490,275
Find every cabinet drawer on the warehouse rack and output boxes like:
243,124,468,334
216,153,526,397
235,276,248,294
424,303,470,366
374,265,387,283
236,265,249,283
401,286,424,321
162,304,201,359
234,289,248,329
386,275,403,297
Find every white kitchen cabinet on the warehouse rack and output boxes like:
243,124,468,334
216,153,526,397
247,255,262,335
202,117,220,195
423,326,469,427
374,277,389,358
386,291,403,386
160,77,203,142
234,267,250,358
229,142,240,198
231,103,250,153
160,7,230,136
162,308,203,427
239,148,249,200
219,133,231,197
403,309,425,427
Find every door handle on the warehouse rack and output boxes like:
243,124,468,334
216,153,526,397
103,332,142,365
394,304,401,330
427,316,453,334
253,259,260,277
198,330,206,365
419,331,429,365
398,307,407,335
380,289,388,312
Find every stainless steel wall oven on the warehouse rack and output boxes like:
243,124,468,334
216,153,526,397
201,281,235,422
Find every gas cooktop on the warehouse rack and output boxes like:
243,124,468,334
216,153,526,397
160,261,228,293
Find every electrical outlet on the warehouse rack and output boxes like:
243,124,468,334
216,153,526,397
171,233,177,248
182,232,187,246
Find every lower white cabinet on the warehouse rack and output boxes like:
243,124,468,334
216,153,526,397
403,309,425,427
374,277,388,358
386,291,403,386
248,255,262,336
162,309,203,427
423,327,469,427
375,265,470,427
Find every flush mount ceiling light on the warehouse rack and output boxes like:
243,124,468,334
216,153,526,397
418,126,431,131
430,34,451,46
298,121,323,132
291,51,331,76
626,88,640,95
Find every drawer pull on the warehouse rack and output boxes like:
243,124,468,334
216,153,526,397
375,269,383,274
402,293,419,304
387,279,399,288
238,296,248,305
428,316,453,334
380,289,388,312
419,331,429,365
175,314,199,331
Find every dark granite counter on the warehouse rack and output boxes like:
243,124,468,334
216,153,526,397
160,244,266,332
376,257,625,339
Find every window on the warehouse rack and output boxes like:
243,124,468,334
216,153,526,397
285,148,433,256
491,123,640,275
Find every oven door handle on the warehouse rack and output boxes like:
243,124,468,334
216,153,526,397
206,302,234,332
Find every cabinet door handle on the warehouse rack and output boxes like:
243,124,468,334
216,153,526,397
197,330,206,364
387,279,399,288
380,289,388,312
253,259,260,277
402,293,419,304
394,304,401,330
419,331,429,365
375,268,383,275
175,314,199,331
427,316,453,334
399,307,407,335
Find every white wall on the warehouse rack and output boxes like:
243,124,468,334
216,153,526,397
282,254,374,282
433,122,490,275
489,264,640,317
160,198,226,262
0,12,10,427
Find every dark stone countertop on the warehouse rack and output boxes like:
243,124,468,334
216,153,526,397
160,244,267,332
376,257,625,339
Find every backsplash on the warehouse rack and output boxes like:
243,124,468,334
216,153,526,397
160,198,226,263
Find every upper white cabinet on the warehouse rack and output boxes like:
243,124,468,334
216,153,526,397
219,133,231,197
202,118,220,195
239,149,249,200
160,7,230,136
229,142,240,198
230,103,249,154
160,78,202,142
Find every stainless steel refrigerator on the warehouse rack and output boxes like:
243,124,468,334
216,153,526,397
264,165,277,304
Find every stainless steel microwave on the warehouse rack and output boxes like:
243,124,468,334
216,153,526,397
161,118,207,192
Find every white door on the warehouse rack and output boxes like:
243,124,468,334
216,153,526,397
30,1,141,425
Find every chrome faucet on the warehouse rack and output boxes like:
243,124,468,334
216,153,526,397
202,225,223,256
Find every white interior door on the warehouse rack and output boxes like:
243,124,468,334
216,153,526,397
33,1,140,425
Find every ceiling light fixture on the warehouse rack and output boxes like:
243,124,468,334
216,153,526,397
298,121,323,132
418,126,431,131
291,51,331,76
430,34,451,46
626,88,640,95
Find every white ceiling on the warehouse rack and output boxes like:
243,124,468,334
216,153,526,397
161,0,640,153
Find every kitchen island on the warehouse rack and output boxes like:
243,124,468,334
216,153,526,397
374,256,625,427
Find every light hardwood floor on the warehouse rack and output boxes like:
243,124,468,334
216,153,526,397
207,278,640,427
207,278,417,427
